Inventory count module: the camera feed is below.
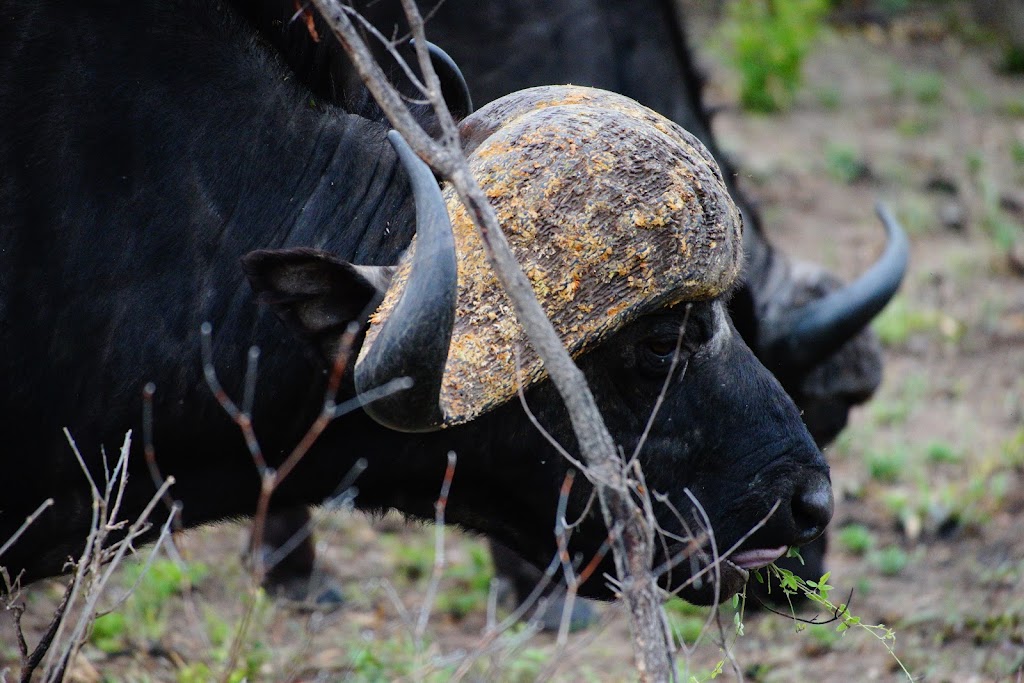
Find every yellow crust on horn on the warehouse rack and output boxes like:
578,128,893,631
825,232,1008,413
361,86,742,426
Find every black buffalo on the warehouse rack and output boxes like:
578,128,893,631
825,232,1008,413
0,0,835,610
250,0,908,611
0,0,834,607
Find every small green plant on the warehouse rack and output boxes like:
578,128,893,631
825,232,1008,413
889,67,944,105
178,660,262,683
896,113,938,137
384,535,494,619
924,440,962,464
981,210,1022,253
435,541,493,619
891,195,934,236
805,622,843,650
870,399,912,426
108,558,209,643
866,447,906,483
815,85,841,110
837,524,874,556
683,660,726,682
388,535,434,582
1002,45,1024,74
343,631,549,683
666,596,712,646
872,296,964,347
872,546,909,576
966,149,985,176
1004,428,1024,467
872,296,930,347
883,489,912,520
89,612,128,654
909,71,943,104
965,87,991,112
970,152,1023,253
1001,95,1024,118
503,646,551,682
763,566,912,679
1010,139,1024,167
824,143,867,184
723,0,829,112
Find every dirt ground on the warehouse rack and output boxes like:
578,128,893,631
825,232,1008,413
3,5,1024,682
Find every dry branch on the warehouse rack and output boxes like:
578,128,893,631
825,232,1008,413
308,0,676,678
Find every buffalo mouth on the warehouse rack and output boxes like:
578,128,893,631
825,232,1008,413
662,543,790,606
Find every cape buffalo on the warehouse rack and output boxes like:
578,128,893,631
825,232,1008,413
0,0,834,607
247,0,908,613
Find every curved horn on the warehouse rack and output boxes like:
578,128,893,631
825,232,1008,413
764,202,909,371
409,40,474,120
426,41,473,119
354,131,457,432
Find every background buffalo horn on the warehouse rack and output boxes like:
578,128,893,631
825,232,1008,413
764,202,909,371
354,130,457,432
415,40,474,120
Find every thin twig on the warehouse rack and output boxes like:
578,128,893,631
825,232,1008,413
262,461,365,573
18,577,73,683
553,472,580,646
142,382,178,516
0,499,54,561
46,475,177,681
513,346,591,478
201,322,267,474
628,304,692,469
96,505,182,617
415,451,457,645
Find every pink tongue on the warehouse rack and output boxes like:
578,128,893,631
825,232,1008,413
729,546,788,570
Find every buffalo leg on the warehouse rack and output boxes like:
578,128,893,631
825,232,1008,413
489,539,596,632
256,506,344,607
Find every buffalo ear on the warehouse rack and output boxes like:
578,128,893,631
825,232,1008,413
242,248,395,364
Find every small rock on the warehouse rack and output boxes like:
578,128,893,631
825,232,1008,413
939,201,966,231
900,510,922,543
66,654,101,683
1008,243,1024,277
536,594,597,633
999,191,1024,218
925,176,959,196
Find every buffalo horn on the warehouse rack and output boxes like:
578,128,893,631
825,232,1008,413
765,202,909,371
354,130,457,432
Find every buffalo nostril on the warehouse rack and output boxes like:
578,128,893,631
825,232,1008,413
791,476,834,546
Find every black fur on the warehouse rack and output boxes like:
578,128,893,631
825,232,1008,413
0,0,831,604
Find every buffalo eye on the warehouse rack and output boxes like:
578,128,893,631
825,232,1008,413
631,302,715,376
638,336,686,374
645,337,679,358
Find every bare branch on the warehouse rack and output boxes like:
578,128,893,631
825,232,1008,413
513,346,590,477
307,1,681,676
201,322,267,473
415,450,458,644
629,304,692,468
0,499,54,562
16,576,73,683
142,382,179,517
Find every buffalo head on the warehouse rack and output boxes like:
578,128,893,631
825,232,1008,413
744,205,908,446
247,86,833,603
